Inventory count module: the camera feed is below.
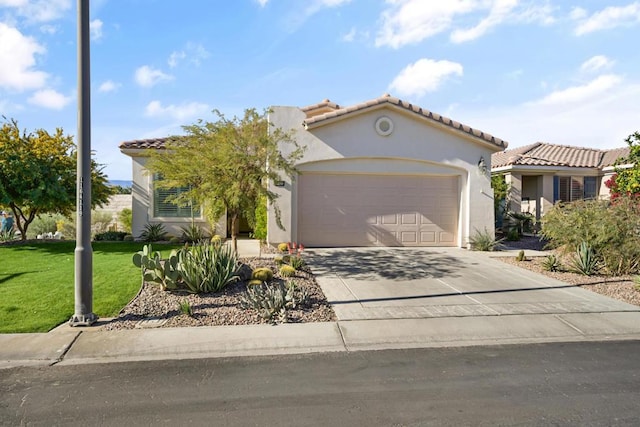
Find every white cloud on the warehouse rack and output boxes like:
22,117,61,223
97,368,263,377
98,80,120,93
389,58,463,97
569,7,587,20
456,81,640,151
342,27,356,42
39,24,58,34
167,43,209,68
134,65,173,87
574,2,640,36
376,0,555,47
451,0,518,43
256,0,268,6
27,88,72,110
3,0,72,23
145,100,210,121
580,55,614,73
285,0,352,31
529,74,622,106
90,19,103,40
0,23,48,91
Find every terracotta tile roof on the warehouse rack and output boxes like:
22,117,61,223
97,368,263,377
119,137,170,150
303,93,508,149
301,98,341,118
491,142,630,169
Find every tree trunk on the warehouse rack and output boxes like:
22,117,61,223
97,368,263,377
230,213,238,254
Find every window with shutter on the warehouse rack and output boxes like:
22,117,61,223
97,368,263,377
152,175,200,218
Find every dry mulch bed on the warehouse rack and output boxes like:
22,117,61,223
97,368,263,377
496,237,640,307
101,257,336,330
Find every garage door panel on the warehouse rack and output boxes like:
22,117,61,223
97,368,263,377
298,174,459,247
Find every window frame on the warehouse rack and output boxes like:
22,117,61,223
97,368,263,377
151,174,201,219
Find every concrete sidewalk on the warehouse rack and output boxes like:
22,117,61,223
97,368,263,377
2,246,640,369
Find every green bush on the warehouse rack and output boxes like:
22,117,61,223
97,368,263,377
94,231,128,241
27,213,66,238
468,228,504,251
139,223,167,242
123,234,134,242
118,208,132,233
542,197,640,275
289,255,305,270
506,228,520,241
252,195,267,242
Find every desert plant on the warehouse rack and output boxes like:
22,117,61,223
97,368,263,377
91,210,114,236
118,208,133,233
506,227,520,241
251,267,274,282
211,234,224,245
181,224,206,243
132,244,183,291
178,242,239,293
468,228,504,251
123,234,134,241
277,242,289,253
279,265,296,277
28,213,65,238
178,300,193,316
0,229,15,242
169,236,181,244
274,256,284,266
139,223,167,242
570,241,599,276
240,281,310,323
289,255,306,270
94,231,128,241
541,254,562,272
515,250,526,262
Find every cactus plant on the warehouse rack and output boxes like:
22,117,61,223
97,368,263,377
279,265,296,277
251,267,274,282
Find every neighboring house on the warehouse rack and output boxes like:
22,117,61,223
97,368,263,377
120,94,508,247
491,142,630,222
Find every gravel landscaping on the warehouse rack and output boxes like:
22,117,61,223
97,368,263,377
497,236,640,307
101,257,336,330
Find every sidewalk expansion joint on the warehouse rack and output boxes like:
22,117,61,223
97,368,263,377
553,315,584,335
49,331,82,367
336,322,350,352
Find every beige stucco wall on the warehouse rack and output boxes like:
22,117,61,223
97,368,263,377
267,105,499,248
129,155,225,239
95,194,132,232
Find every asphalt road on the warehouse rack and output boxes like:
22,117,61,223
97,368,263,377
1,340,639,426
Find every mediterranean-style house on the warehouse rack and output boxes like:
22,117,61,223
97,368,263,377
491,142,630,222
120,94,508,247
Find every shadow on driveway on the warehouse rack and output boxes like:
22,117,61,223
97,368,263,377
306,248,472,281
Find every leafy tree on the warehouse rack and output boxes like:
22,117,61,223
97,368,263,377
491,173,509,226
110,184,132,194
606,131,640,199
0,119,112,240
147,108,304,252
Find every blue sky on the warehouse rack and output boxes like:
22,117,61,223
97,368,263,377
1,0,640,180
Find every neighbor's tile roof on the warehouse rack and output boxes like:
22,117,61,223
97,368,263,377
119,137,169,150
491,142,630,169
302,93,508,149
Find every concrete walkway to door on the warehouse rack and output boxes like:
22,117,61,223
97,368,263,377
306,248,640,350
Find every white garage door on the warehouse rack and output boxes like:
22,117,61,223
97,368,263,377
298,174,459,247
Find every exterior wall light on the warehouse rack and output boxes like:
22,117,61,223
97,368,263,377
478,156,488,175
274,180,286,187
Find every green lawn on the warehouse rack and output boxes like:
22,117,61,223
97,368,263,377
0,241,180,333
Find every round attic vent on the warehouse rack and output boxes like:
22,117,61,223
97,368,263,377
375,116,394,136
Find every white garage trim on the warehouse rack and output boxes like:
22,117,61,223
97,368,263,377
297,173,459,247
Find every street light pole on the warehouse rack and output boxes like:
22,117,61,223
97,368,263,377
69,0,97,326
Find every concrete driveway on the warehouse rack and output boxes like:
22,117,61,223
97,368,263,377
306,247,640,321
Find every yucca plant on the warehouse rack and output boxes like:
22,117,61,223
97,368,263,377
180,224,206,243
138,223,167,242
570,241,599,276
468,228,505,251
541,254,562,272
178,242,239,293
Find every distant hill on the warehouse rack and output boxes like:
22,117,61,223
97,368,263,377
109,180,132,188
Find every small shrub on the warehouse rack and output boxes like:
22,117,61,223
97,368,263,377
118,208,132,233
123,234,134,242
251,267,274,282
211,234,224,245
279,265,296,277
541,254,562,272
181,224,206,243
240,281,310,323
634,276,640,292
139,223,167,242
515,250,526,262
178,300,193,316
169,236,181,244
94,231,128,241
570,241,599,276
277,242,289,253
0,229,15,242
252,195,267,242
289,255,305,270
468,228,504,251
506,228,520,241
274,256,284,266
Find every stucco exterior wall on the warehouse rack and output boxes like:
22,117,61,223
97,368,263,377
267,105,498,248
129,155,224,239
